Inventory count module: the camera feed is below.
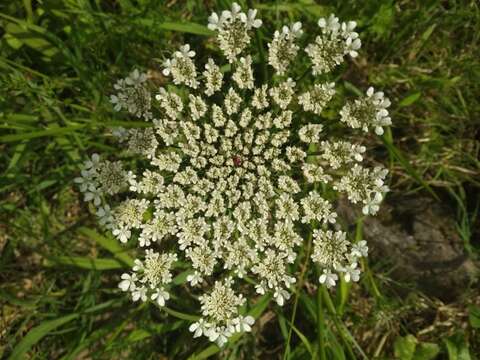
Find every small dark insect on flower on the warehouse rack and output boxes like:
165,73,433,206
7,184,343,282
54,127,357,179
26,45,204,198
233,155,243,166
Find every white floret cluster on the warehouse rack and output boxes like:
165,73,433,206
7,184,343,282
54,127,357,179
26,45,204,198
305,14,362,75
75,3,391,347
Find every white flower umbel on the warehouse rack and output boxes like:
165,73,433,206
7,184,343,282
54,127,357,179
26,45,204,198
110,69,152,120
340,86,392,135
232,55,254,89
195,277,248,346
163,44,198,89
77,5,393,347
208,2,262,63
333,164,389,215
268,22,303,75
298,82,336,115
203,58,223,96
305,14,361,75
119,250,177,307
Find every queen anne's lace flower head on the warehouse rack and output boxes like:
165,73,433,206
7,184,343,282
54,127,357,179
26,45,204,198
76,4,392,347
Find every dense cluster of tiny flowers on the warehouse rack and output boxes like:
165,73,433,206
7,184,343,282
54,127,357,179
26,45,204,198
75,3,391,347
305,14,361,75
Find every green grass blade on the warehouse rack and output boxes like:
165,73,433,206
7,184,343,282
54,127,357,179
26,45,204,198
9,314,79,360
163,307,200,321
382,128,439,200
78,227,134,267
44,256,126,270
317,282,327,360
135,19,214,36
288,321,313,357
0,125,84,143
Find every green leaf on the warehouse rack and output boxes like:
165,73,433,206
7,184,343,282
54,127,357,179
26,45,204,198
135,19,214,36
444,335,472,360
172,269,190,285
10,314,79,360
328,333,347,360
256,2,331,17
394,335,417,360
468,305,480,329
45,256,126,270
414,342,440,360
344,81,364,97
78,227,134,267
299,292,316,321
126,329,152,343
278,313,288,339
369,2,395,39
0,289,36,308
399,92,422,107
5,22,59,57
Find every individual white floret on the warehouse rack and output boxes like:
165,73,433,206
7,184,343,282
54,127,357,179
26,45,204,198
151,287,170,307
189,318,210,338
187,271,204,286
351,240,369,259
245,9,262,29
232,315,255,332
118,273,137,292
319,269,338,288
339,262,361,283
96,205,114,229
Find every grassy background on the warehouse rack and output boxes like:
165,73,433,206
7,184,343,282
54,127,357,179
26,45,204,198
1,0,479,359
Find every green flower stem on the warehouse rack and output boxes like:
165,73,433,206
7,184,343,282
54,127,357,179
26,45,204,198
163,306,200,322
283,228,314,360
321,286,368,360
316,279,327,360
337,217,364,315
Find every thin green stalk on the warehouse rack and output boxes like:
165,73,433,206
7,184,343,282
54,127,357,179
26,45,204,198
321,287,368,360
163,306,200,321
316,281,327,360
337,217,363,315
283,229,313,360
362,259,382,300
